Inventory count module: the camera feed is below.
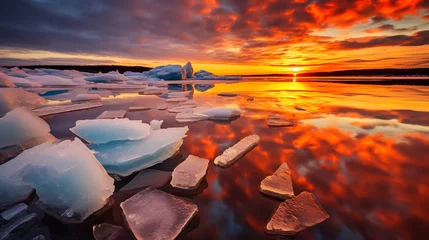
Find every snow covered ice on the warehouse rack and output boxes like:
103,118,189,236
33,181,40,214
0,138,114,223
70,118,151,144
120,169,172,192
0,108,51,149
89,126,189,176
96,110,126,119
171,155,209,190
120,188,198,240
198,107,241,121
266,191,329,236
260,163,294,199
0,88,47,116
214,135,260,167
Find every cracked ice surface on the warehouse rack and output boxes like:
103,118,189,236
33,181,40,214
260,163,294,199
70,119,151,144
121,188,198,240
0,138,114,222
90,126,189,176
171,155,209,190
214,135,260,167
266,191,329,236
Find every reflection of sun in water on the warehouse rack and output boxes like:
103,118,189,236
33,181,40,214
293,77,296,82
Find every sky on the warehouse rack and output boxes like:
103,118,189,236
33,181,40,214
0,0,429,75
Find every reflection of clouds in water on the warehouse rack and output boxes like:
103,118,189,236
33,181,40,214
208,201,242,238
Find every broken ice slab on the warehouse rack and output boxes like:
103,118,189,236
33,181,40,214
1,203,28,221
166,97,188,103
176,112,208,123
0,88,47,116
217,92,238,97
90,126,189,176
93,223,133,240
120,169,172,192
128,106,151,111
171,155,209,190
33,102,103,117
0,108,51,149
121,188,198,240
260,163,294,199
214,135,260,167
72,93,102,102
139,86,167,95
198,107,241,121
266,191,329,236
70,119,151,144
168,106,194,113
96,110,127,119
268,119,294,127
168,91,191,98
157,105,168,110
178,100,197,107
0,213,37,240
268,114,281,120
0,138,115,223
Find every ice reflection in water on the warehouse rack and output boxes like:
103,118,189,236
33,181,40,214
43,80,429,240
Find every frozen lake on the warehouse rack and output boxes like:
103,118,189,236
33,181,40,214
38,79,429,239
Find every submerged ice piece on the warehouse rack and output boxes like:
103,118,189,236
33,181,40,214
171,155,209,190
93,223,133,240
33,102,103,117
120,169,172,192
121,188,198,240
260,163,294,199
90,126,189,176
214,135,260,167
266,191,329,236
0,88,47,116
96,110,126,119
198,107,241,121
70,118,151,144
0,139,114,223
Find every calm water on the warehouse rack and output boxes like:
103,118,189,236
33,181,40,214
42,80,429,240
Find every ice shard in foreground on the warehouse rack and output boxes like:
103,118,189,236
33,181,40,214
260,163,294,199
0,139,114,223
266,191,329,236
121,188,198,240
90,126,189,176
214,135,260,167
171,155,209,190
70,119,151,144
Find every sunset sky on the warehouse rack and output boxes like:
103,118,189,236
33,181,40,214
1,0,429,75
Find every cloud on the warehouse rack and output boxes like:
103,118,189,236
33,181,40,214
364,24,420,33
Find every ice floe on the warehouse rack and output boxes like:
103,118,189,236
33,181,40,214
0,88,47,116
33,102,103,117
218,92,238,97
176,112,208,123
96,110,126,119
120,169,172,192
266,191,329,236
128,106,151,111
85,72,127,83
168,106,194,113
120,188,198,240
73,93,102,102
26,75,79,86
0,108,51,149
260,163,294,199
214,135,260,167
171,155,209,190
70,119,151,144
197,107,241,121
0,138,114,222
166,97,188,103
89,126,189,176
157,104,168,110
268,119,294,127
0,73,15,88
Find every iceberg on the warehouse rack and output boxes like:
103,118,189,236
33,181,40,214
33,102,103,117
85,72,127,83
26,75,79,86
145,65,186,80
96,110,126,119
0,88,47,116
120,188,198,240
0,139,114,223
214,135,260,167
171,155,209,190
197,107,241,121
0,73,15,88
8,76,42,88
120,169,172,192
90,126,189,176
93,223,133,240
5,67,29,78
260,163,294,199
0,108,51,149
183,62,194,79
70,119,151,144
266,192,329,236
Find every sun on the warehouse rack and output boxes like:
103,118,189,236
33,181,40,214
290,67,302,75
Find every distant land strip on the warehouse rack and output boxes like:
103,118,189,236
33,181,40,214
1,65,152,74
